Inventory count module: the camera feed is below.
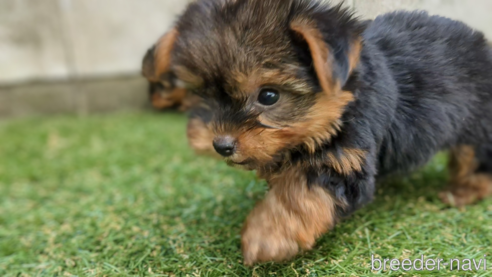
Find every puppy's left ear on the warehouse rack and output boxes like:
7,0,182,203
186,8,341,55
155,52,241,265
141,28,179,82
290,19,362,95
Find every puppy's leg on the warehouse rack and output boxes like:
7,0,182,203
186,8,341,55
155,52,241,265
241,168,337,265
440,145,492,206
187,117,217,156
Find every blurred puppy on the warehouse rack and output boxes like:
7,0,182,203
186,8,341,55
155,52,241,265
143,47,191,111
142,42,216,155
153,0,492,265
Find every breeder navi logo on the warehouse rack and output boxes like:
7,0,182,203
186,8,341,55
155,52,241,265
371,255,488,272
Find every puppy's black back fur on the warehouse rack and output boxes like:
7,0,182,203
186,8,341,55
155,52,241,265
302,11,492,215
367,12,492,174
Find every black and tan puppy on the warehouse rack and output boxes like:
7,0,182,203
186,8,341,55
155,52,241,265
142,40,217,155
142,45,191,111
153,0,492,265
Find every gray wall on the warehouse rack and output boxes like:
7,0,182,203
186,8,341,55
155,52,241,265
0,0,189,85
1,0,491,117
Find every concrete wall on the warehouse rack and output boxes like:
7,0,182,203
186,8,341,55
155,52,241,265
355,0,492,37
0,0,69,84
1,0,491,117
0,0,190,85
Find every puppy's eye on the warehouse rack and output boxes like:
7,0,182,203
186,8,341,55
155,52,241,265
257,89,280,106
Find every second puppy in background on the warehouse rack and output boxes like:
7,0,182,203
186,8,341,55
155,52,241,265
143,46,193,111
142,44,216,156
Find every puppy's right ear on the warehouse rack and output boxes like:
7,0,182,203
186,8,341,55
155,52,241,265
290,19,362,96
141,28,179,82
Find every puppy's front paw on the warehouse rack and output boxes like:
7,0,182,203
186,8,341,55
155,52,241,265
241,197,316,266
241,174,338,265
241,220,301,266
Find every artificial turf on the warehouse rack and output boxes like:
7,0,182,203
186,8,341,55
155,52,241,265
0,112,491,277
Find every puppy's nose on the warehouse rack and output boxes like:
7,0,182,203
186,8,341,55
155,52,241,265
213,136,236,157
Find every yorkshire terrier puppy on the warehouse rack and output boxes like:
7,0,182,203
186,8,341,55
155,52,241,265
142,43,216,155
143,46,192,111
151,0,492,265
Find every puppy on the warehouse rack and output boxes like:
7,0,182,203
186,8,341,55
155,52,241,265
142,46,192,111
153,0,492,265
142,42,216,155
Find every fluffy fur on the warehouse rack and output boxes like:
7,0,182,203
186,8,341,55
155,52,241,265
150,0,492,265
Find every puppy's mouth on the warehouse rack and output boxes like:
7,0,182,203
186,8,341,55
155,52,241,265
225,158,255,169
226,158,252,166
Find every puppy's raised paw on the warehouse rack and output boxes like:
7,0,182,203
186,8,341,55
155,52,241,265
241,201,309,266
240,188,322,265
241,222,301,266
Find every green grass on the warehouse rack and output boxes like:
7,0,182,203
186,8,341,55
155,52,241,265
0,112,491,277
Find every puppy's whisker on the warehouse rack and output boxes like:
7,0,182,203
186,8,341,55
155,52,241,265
258,122,282,130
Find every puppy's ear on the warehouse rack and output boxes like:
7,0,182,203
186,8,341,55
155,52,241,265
290,19,361,95
141,28,179,82
142,46,157,80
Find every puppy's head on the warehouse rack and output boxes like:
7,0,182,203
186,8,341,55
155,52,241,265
160,0,364,168
142,35,188,111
